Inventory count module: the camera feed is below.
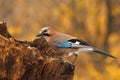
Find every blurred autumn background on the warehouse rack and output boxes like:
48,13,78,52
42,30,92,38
0,0,120,80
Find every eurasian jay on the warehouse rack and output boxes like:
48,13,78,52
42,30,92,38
36,27,117,63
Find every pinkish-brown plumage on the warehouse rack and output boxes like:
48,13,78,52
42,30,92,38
36,27,117,63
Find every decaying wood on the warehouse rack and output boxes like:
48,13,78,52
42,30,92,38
0,22,74,80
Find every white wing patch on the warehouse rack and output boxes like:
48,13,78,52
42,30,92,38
68,41,81,47
68,39,90,48
69,40,91,48
74,41,80,44
68,41,80,44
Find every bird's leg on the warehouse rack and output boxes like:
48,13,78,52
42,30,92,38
72,53,78,64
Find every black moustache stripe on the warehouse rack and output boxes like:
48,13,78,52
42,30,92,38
43,33,50,36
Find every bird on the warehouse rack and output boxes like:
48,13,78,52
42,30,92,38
36,27,117,63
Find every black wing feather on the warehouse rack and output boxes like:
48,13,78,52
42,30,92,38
68,39,90,46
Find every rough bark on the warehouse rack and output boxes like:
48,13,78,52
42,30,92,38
0,22,74,80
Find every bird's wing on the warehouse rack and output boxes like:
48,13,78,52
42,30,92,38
55,39,117,59
55,39,90,48
52,32,77,42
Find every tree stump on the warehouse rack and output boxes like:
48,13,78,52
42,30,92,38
0,22,74,80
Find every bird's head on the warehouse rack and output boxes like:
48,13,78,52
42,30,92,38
36,27,55,37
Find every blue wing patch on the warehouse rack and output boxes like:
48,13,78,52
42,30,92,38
56,42,71,48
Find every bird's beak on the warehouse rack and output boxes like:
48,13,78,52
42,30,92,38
36,33,43,37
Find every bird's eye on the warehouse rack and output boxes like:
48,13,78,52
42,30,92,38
44,29,47,32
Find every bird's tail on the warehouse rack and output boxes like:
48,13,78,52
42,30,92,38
93,49,117,58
